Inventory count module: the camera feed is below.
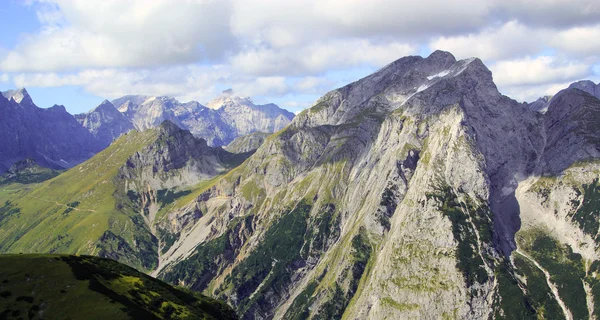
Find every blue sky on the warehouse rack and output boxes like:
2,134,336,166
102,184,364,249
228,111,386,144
1,0,599,114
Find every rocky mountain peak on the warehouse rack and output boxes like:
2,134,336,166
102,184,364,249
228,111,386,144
424,49,457,68
569,80,600,99
157,119,182,135
527,95,553,113
206,89,253,110
48,104,68,113
2,88,35,108
93,100,116,111
296,52,497,129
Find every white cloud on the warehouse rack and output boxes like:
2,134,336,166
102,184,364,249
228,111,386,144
495,0,600,28
10,65,298,105
12,66,229,102
231,40,417,76
490,56,590,87
231,77,289,97
1,0,235,72
498,82,574,102
0,74,9,83
230,0,493,47
429,21,547,61
551,24,600,58
294,76,335,93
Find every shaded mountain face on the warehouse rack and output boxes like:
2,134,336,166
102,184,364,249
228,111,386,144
569,80,600,99
0,89,103,173
111,92,294,146
0,254,237,320
3,51,600,320
75,100,134,148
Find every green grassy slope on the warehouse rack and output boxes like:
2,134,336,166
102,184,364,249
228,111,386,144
0,254,237,320
0,129,160,270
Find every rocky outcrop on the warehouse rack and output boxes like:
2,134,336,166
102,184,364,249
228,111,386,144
151,51,537,319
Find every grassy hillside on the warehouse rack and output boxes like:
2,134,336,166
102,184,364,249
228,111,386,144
0,254,237,319
0,129,160,270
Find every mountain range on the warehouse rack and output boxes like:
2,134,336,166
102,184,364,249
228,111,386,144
1,50,600,319
80,89,294,148
0,88,293,174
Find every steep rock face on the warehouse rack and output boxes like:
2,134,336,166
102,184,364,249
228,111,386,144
209,90,295,138
540,88,600,175
0,89,103,173
154,51,547,319
224,132,270,154
75,100,134,148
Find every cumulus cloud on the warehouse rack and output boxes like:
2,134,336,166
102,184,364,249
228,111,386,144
230,0,493,46
11,65,300,105
232,40,416,76
551,24,600,58
1,0,235,72
12,66,230,102
490,56,590,87
429,21,547,61
498,82,575,102
294,76,335,93
495,0,600,28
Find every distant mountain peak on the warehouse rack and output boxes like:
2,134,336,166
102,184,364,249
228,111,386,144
2,88,34,107
206,89,253,110
91,100,117,112
49,104,67,112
